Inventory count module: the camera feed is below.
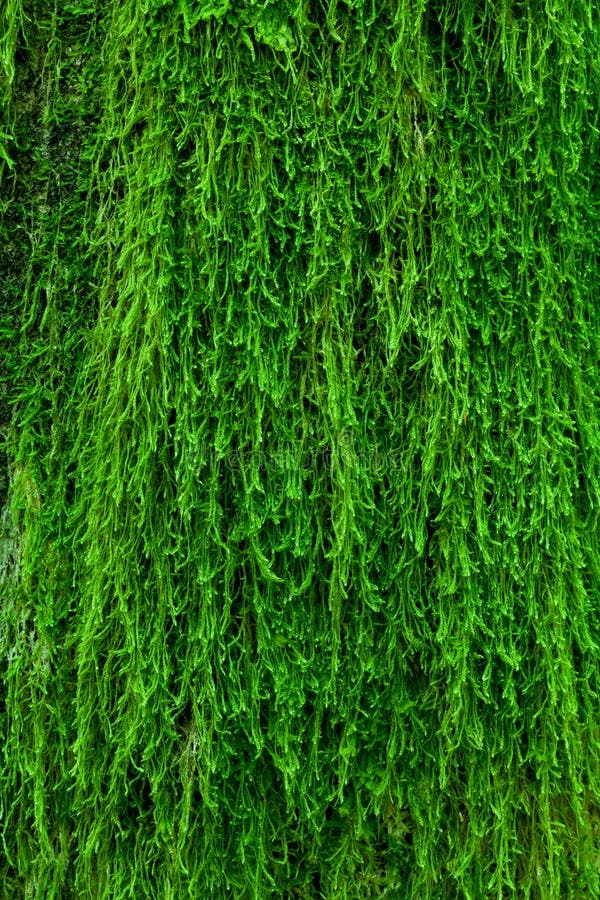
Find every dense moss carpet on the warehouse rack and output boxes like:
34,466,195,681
1,1,600,896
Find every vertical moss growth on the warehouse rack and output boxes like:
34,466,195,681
1,1,600,896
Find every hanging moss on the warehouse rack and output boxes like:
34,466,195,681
1,1,600,896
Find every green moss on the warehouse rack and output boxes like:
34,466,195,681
1,1,600,896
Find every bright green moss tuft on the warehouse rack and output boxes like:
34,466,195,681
1,2,600,896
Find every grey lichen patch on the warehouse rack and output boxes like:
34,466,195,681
0,500,23,589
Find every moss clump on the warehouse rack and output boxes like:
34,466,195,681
1,1,600,896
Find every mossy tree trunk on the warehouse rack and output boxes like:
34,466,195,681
1,2,600,897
